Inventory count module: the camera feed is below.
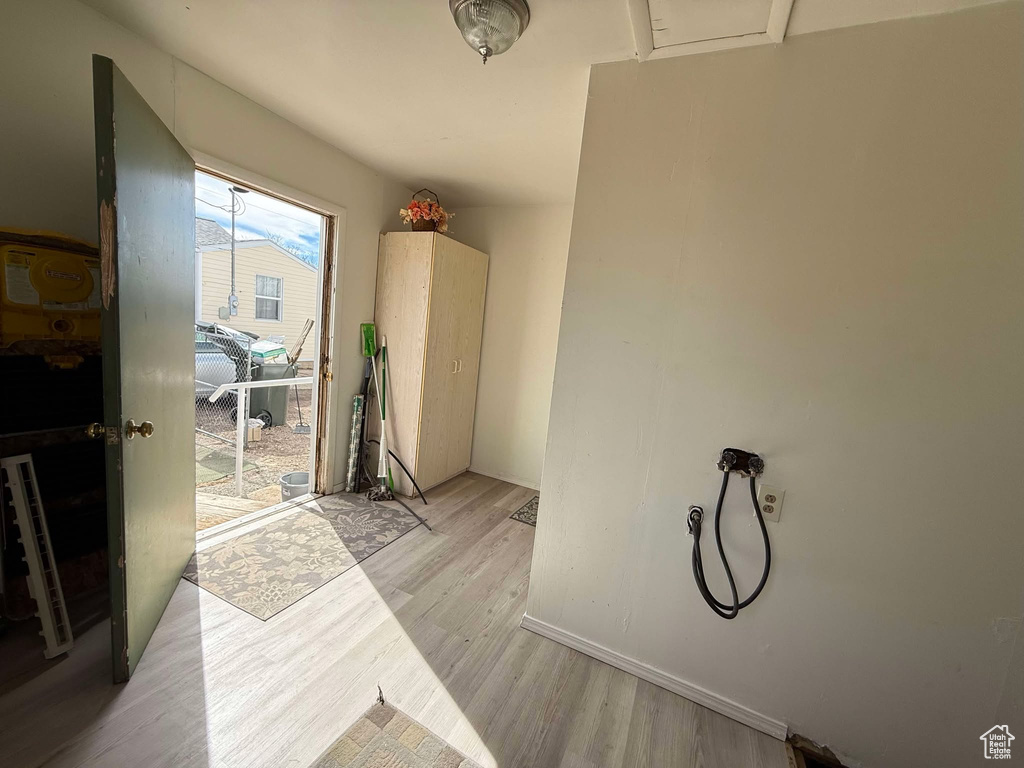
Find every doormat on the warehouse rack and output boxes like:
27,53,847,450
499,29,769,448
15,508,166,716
195,444,257,485
312,702,482,768
510,495,539,527
182,494,420,620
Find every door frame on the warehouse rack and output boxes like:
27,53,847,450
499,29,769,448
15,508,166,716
191,151,346,497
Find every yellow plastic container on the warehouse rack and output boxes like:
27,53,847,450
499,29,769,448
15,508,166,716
0,231,101,346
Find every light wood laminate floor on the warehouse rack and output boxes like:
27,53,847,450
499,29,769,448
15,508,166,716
195,492,266,531
0,472,788,768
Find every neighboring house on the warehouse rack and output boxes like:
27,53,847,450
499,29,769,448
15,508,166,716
194,217,317,355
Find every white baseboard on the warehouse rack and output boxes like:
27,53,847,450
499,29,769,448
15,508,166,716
520,614,788,741
469,466,540,491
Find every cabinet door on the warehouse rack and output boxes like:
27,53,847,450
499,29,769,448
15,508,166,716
446,242,488,478
415,239,461,490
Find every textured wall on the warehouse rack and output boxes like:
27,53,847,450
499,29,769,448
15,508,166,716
452,206,573,489
527,4,1024,766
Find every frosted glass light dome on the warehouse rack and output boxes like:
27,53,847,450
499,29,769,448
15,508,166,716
449,0,531,64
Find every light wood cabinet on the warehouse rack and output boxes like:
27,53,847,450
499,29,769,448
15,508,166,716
373,232,488,496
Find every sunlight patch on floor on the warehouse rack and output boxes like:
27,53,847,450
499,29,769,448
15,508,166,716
194,538,497,767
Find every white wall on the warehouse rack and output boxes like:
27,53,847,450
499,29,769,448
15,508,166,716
0,0,410,490
527,4,1024,767
450,206,573,489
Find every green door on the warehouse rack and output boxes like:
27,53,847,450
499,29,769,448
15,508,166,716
93,56,196,682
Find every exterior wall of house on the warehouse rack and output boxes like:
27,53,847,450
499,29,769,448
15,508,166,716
198,242,318,352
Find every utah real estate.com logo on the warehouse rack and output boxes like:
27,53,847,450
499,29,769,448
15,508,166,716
980,725,1014,760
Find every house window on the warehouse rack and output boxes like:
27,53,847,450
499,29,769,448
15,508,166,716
255,275,283,321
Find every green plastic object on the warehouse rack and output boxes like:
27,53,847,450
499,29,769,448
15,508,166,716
360,322,376,358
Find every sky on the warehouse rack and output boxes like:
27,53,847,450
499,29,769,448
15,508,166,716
195,170,322,267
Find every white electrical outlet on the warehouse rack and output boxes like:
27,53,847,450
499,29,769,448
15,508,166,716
756,484,785,522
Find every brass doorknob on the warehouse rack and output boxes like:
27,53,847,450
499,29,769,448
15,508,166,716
124,419,155,439
85,423,104,439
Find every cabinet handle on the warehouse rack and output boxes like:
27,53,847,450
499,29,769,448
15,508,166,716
456,358,463,373
450,359,458,374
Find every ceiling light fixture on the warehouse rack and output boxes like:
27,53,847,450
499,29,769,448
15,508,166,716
449,0,530,65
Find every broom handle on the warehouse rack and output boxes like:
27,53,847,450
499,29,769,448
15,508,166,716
380,338,395,489
293,384,304,424
370,358,390,481
370,355,384,421
380,339,387,421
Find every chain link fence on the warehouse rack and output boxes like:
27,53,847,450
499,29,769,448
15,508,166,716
195,324,251,436
193,324,315,512
195,324,252,501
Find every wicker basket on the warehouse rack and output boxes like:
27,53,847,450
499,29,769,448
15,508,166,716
408,188,442,233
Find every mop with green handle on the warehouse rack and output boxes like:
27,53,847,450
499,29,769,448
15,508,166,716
360,323,431,530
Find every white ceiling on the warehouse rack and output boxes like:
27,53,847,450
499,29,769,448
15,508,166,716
81,0,635,207
649,0,774,47
81,0,1006,208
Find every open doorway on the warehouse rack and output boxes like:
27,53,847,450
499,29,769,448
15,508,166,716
191,168,333,533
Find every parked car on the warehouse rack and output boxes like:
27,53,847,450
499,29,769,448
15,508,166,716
194,321,256,415
194,331,238,400
194,322,282,426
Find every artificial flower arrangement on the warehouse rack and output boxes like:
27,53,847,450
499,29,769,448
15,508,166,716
399,190,452,234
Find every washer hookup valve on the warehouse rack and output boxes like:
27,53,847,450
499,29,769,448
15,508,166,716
717,448,765,477
686,505,704,535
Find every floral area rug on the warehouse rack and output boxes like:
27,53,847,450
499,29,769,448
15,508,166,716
183,494,420,620
510,495,538,527
312,702,481,768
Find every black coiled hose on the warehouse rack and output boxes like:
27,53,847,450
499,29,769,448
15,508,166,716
689,472,772,619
